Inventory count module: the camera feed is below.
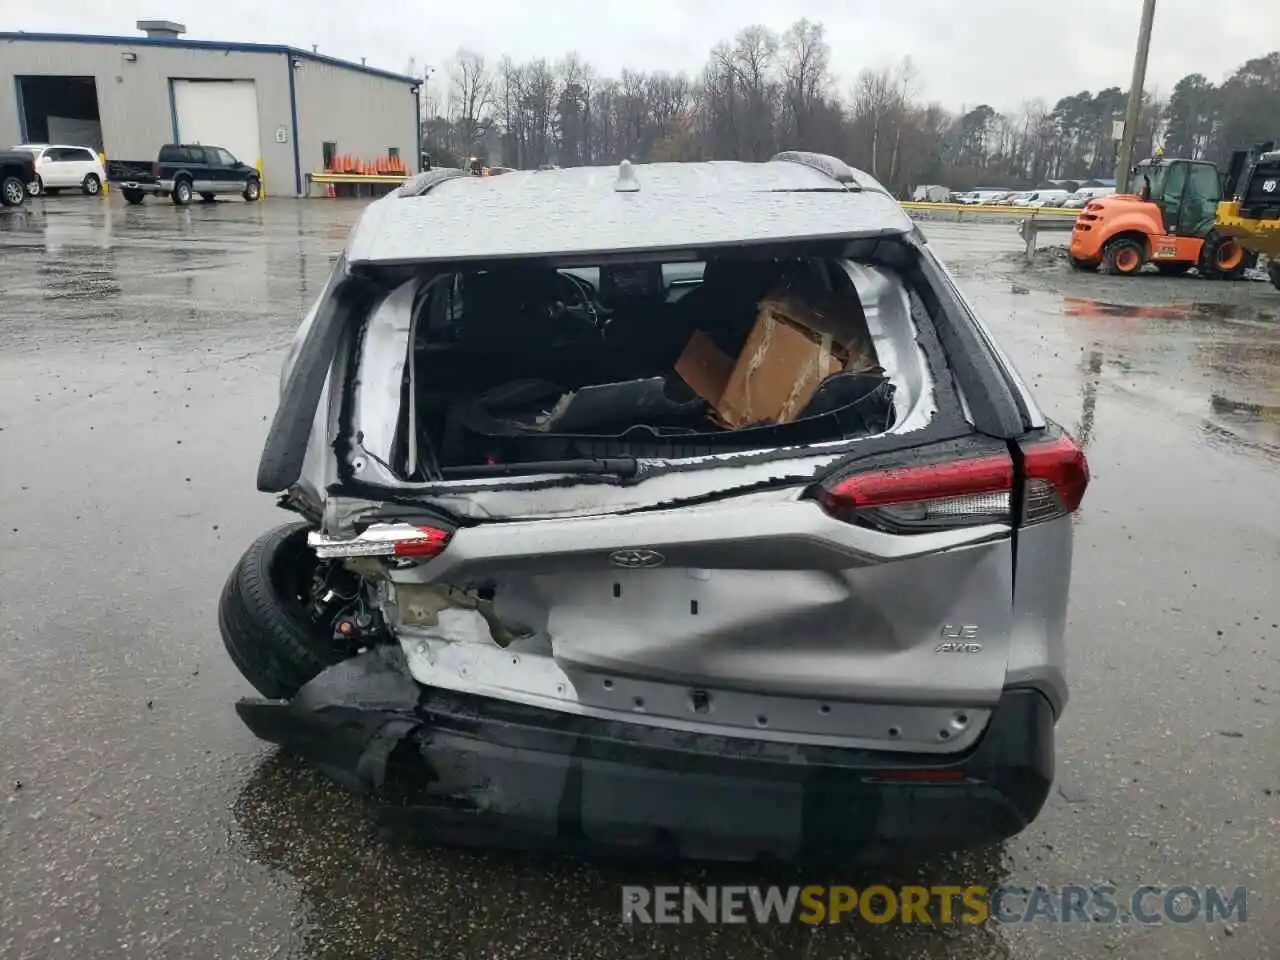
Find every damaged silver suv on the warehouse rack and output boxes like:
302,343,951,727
222,152,1089,862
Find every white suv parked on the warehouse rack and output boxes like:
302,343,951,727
11,144,105,197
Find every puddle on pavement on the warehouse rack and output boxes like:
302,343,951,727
1062,296,1279,323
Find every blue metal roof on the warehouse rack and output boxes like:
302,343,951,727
0,31,420,85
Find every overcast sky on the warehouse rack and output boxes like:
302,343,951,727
4,0,1279,112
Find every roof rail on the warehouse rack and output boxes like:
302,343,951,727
770,151,858,187
397,168,471,198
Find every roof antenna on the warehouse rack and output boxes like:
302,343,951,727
613,159,640,193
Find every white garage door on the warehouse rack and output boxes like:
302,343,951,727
172,79,262,168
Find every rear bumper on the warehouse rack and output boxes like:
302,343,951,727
237,650,1055,863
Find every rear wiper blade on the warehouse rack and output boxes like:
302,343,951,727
439,457,640,479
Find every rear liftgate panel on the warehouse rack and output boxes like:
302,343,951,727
332,437,1029,754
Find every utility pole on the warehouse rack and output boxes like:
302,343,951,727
1115,0,1157,193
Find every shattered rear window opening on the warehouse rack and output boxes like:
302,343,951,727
344,251,939,494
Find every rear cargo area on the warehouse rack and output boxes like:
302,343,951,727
406,256,920,478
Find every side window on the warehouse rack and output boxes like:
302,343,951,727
46,148,71,162
184,147,206,164
1187,163,1220,203
1163,163,1187,205
215,148,238,167
75,148,97,163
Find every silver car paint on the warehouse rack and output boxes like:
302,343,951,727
344,160,915,266
374,493,1017,738
278,160,1073,749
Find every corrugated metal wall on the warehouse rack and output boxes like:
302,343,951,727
293,59,417,179
0,38,417,196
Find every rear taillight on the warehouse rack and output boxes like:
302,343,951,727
817,454,1015,533
308,523,451,560
816,434,1089,533
1021,435,1089,523
153,162,161,178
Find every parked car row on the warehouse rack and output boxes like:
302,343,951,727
1,141,261,207
952,186,1117,209
10,143,105,196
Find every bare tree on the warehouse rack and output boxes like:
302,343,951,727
850,67,895,180
556,54,590,165
731,25,780,160
780,19,831,147
520,58,557,166
496,57,525,166
448,49,494,156
452,17,1275,191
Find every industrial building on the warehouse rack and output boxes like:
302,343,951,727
0,22,421,197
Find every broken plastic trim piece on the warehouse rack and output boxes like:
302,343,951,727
309,523,451,559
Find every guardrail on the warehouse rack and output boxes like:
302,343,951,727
900,201,1081,217
1017,216,1078,262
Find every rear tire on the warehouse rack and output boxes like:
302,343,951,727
122,188,145,205
171,178,193,205
1068,255,1098,272
81,173,101,196
218,523,356,700
1199,232,1246,279
27,176,42,197
1,175,26,207
242,177,261,202
1155,263,1191,277
1101,237,1145,276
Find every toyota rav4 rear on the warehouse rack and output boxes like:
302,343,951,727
225,153,1088,862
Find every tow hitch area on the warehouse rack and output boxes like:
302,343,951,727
236,648,1055,864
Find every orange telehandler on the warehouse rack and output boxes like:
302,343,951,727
1068,150,1253,278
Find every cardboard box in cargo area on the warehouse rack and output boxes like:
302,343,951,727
675,275,879,428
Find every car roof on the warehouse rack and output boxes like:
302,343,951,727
344,157,914,267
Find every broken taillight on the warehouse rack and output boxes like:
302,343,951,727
1020,434,1090,523
308,523,452,560
816,434,1089,533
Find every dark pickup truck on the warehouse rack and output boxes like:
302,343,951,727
1,149,38,207
106,143,262,205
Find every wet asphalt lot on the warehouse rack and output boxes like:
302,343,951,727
1,193,1278,959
